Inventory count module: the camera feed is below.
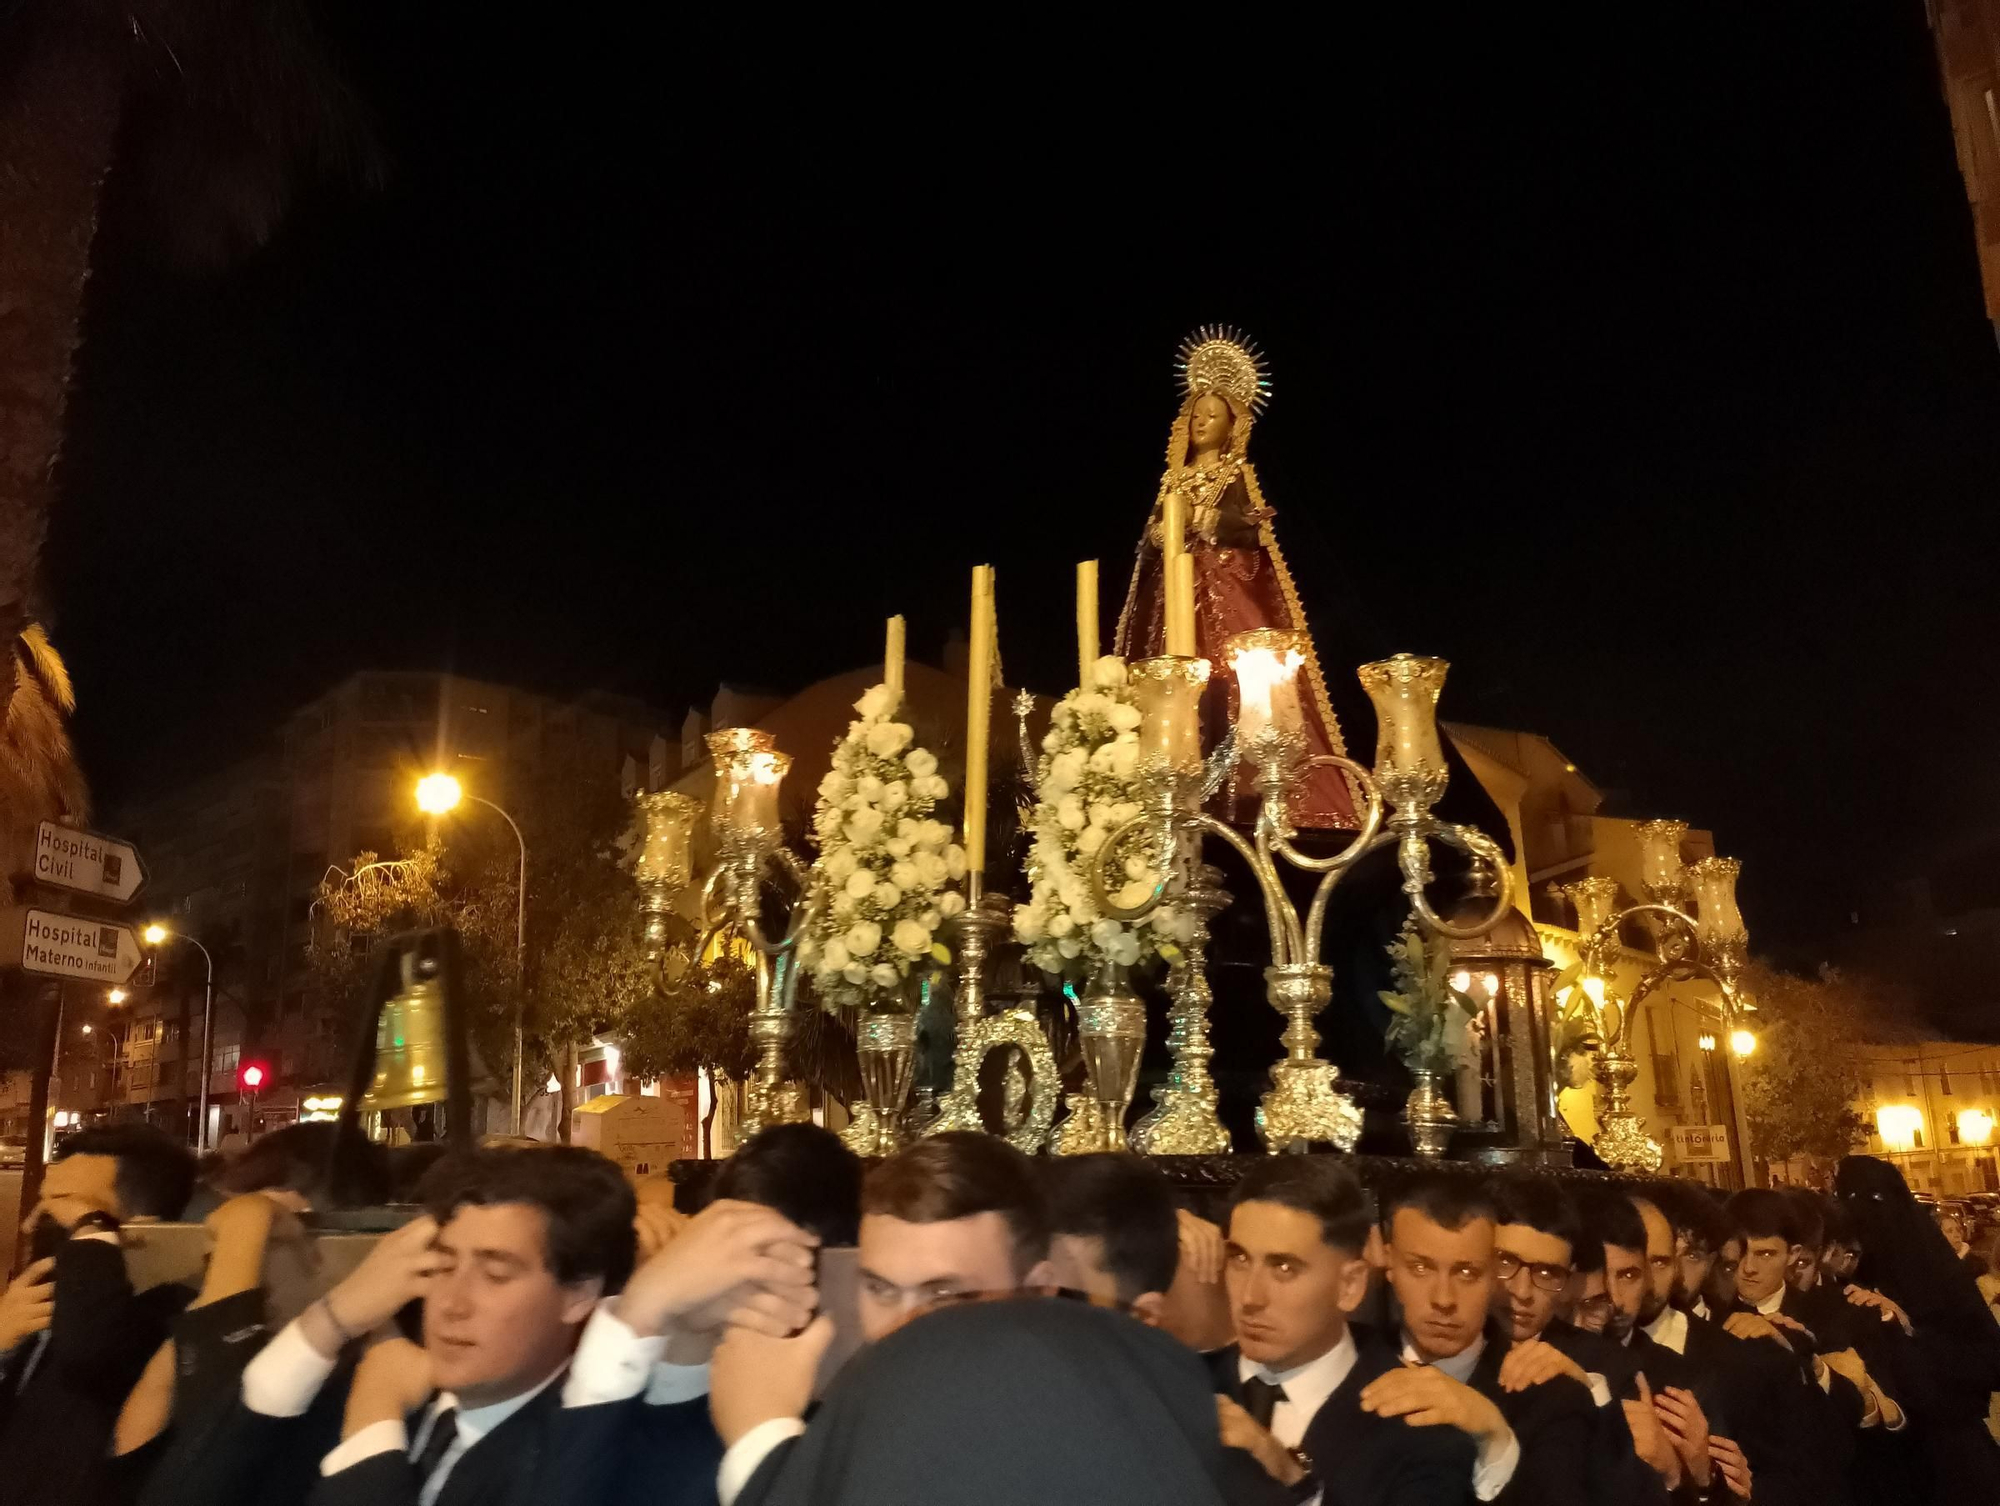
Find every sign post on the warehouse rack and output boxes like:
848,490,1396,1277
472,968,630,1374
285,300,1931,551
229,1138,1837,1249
32,822,146,904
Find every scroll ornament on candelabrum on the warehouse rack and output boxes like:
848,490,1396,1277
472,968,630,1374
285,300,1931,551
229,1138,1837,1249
699,727,812,1139
1091,639,1515,1155
796,682,967,1156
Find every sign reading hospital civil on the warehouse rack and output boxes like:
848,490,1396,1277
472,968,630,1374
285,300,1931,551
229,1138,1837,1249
33,822,146,903
1,907,144,984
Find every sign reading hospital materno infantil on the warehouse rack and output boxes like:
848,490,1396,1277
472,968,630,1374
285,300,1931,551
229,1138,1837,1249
1,908,144,984
34,821,146,903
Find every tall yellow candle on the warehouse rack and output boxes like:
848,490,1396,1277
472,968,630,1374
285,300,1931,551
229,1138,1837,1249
963,565,994,888
1170,555,1197,658
884,614,906,704
1075,560,1099,685
1161,494,1188,654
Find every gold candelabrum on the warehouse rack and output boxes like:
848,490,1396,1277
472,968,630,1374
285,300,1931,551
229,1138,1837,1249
697,728,813,1139
635,790,700,962
1560,821,1754,1174
1090,638,1515,1154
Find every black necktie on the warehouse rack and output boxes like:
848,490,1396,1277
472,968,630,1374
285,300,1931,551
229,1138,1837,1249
1242,1376,1286,1430
414,1406,458,1485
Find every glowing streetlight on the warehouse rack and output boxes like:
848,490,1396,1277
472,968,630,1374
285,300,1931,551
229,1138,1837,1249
141,922,217,1150
417,771,527,1132
107,988,127,1005
415,773,464,816
1730,1028,1757,1059
143,923,168,946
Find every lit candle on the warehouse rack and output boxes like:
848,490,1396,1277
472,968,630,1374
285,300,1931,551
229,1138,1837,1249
1170,555,1197,658
737,750,789,833
1075,560,1099,686
1132,656,1211,774
1636,819,1689,896
884,614,906,705
1227,628,1306,753
963,564,994,885
1161,493,1190,655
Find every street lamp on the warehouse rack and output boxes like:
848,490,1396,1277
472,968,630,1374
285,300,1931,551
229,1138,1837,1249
143,924,215,1151
107,988,127,1005
417,772,528,1134
1730,1028,1757,1059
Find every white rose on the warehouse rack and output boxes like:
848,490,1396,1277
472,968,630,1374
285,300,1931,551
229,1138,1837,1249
1056,875,1087,912
1090,919,1124,950
1109,738,1139,777
893,918,931,956
1104,930,1141,966
845,921,882,957
1057,936,1083,959
881,780,908,810
1149,909,1179,936
1107,702,1143,733
817,770,847,800
822,939,851,971
938,890,967,917
1124,856,1150,881
847,807,885,843
890,860,920,890
1013,905,1046,943
824,848,859,882
945,844,967,880
1088,801,1117,829
1092,655,1127,688
1074,692,1109,720
866,721,914,757
914,851,948,887
885,836,913,858
845,870,876,900
905,748,938,778
918,820,952,850
1057,795,1087,831
1110,801,1142,825
871,880,901,910
1047,911,1075,937
857,774,884,800
914,775,947,801
1077,824,1107,855
856,685,896,719
870,962,902,988
921,907,941,928
832,891,859,919
842,964,868,984
1115,879,1156,910
1088,742,1121,775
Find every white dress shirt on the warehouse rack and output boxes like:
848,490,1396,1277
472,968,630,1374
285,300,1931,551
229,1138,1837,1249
1401,1333,1521,1502
321,1366,565,1506
1643,1305,1690,1355
1236,1329,1358,1450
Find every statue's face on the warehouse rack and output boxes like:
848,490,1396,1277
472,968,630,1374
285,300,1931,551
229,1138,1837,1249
1188,393,1234,453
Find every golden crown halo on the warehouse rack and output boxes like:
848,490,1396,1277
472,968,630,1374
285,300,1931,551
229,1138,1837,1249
1175,324,1272,415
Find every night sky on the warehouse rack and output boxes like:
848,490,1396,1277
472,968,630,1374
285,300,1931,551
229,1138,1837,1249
44,7,2000,968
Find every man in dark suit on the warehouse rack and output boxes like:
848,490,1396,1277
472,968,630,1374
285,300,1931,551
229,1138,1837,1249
1209,1156,1474,1506
0,1124,196,1506
1365,1176,1597,1506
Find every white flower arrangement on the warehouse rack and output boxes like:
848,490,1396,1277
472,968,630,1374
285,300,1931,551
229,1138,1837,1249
797,683,967,1009
1014,655,1191,975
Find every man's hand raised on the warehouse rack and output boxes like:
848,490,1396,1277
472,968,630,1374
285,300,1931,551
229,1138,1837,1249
709,1315,833,1447
1215,1396,1306,1488
1654,1384,1713,1490
1496,1338,1587,1393
1359,1363,1510,1449
321,1216,443,1344
618,1198,818,1341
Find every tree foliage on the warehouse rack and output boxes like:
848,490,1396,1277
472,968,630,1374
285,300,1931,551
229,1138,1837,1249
1741,962,1876,1169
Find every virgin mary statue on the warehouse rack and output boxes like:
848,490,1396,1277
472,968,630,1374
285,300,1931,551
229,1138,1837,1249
1115,327,1359,830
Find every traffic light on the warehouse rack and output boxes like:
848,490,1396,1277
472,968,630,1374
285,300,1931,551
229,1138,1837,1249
239,1061,269,1093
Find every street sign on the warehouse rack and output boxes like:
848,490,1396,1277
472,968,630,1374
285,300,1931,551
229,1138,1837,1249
1668,1124,1732,1164
33,822,146,903
0,907,144,984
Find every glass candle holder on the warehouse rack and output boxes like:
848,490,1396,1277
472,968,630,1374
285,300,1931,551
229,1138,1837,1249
1563,875,1623,938
1227,628,1306,760
1130,656,1211,775
636,791,700,888
1635,819,1689,897
1357,654,1449,809
1687,856,1746,947
708,728,788,836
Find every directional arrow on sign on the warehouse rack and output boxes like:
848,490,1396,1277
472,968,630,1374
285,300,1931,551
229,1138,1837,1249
0,907,145,985
33,821,146,904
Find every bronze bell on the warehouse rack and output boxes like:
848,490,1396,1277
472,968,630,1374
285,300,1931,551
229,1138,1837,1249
358,943,449,1111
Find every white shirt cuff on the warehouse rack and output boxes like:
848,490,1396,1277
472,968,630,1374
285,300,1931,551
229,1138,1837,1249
562,1302,670,1408
718,1417,806,1506
72,1230,120,1245
1471,1426,1521,1501
645,1361,711,1406
1585,1372,1612,1409
320,1417,407,1476
241,1318,339,1418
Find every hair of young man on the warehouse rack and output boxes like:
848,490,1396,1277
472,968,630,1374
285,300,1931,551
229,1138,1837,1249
1778,1187,1828,1252
420,1145,638,1292
1040,1153,1179,1301
1577,1190,1648,1257
1381,1174,1499,1238
1725,1189,1796,1247
211,1121,390,1210
1656,1180,1731,1255
56,1124,197,1220
1229,1155,1375,1257
712,1123,863,1245
1488,1175,1582,1255
861,1132,1051,1276
1821,1200,1856,1250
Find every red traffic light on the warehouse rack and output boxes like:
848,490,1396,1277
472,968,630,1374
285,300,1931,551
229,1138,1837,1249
239,1062,268,1091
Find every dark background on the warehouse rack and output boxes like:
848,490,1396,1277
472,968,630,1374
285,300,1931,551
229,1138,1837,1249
44,7,2000,967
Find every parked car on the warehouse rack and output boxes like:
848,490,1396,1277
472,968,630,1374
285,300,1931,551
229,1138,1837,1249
0,1137,27,1170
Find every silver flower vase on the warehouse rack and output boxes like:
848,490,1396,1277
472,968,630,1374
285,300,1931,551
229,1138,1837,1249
1403,1067,1459,1159
1073,960,1146,1153
845,1009,917,1158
